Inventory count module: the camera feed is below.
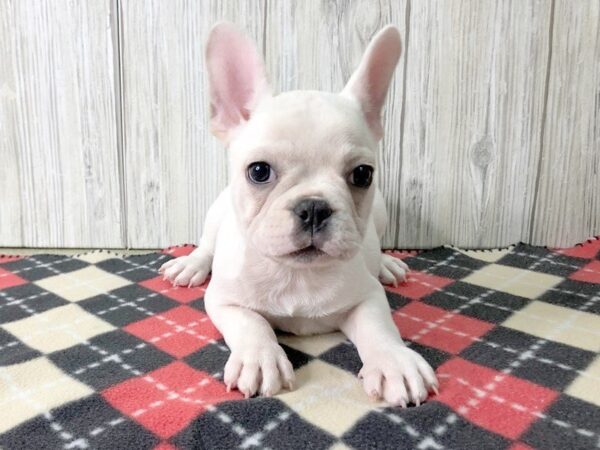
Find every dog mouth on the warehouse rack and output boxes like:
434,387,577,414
287,245,326,261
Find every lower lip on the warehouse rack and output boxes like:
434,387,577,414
288,245,325,260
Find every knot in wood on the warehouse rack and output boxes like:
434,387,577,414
471,137,494,168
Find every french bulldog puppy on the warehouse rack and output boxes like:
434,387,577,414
160,22,438,406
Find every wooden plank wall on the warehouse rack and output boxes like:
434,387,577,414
119,0,265,247
0,0,123,247
530,0,600,246
1,0,598,249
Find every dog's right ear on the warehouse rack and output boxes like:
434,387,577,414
205,22,271,143
342,26,401,142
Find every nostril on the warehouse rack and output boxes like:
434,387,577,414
293,199,315,228
313,202,332,231
315,205,332,222
293,198,333,233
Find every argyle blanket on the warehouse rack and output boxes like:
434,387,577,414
0,241,599,450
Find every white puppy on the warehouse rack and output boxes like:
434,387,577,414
160,23,438,406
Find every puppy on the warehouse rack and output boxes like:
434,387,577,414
160,22,438,406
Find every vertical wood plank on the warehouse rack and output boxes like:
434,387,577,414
0,0,123,247
120,0,266,247
397,0,552,248
531,0,600,246
0,2,22,247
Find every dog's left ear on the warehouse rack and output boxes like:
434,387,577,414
342,26,402,141
205,22,271,143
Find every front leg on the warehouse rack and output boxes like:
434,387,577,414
206,301,295,398
340,285,438,407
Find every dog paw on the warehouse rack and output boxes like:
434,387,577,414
223,343,295,398
359,345,438,407
379,253,409,287
158,254,211,287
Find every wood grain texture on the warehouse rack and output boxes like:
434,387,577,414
120,0,266,247
530,0,600,246
397,0,553,248
3,0,599,248
0,0,123,247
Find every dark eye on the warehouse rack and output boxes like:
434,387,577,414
349,165,374,188
247,161,276,184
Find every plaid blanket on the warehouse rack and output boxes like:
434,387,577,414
0,241,599,449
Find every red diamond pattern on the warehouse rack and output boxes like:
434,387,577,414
0,255,22,264
385,250,418,261
386,270,454,300
554,240,600,259
161,246,196,258
393,301,494,353
103,361,241,438
0,267,27,290
436,358,558,439
140,276,206,303
508,443,536,450
125,306,222,358
569,260,600,284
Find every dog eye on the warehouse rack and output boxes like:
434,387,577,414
349,165,374,188
247,162,276,184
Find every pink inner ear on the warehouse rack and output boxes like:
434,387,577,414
206,23,269,138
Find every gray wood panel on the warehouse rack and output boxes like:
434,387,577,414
397,0,553,248
123,0,596,250
2,0,599,249
0,0,123,247
120,0,266,247
530,0,600,247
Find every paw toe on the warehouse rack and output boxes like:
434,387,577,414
259,359,283,397
161,255,210,286
379,254,408,286
237,363,260,398
223,357,242,391
361,368,383,400
383,377,409,408
277,356,295,390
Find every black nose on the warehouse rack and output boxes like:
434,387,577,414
293,199,333,233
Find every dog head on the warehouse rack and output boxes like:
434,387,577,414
206,23,401,267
